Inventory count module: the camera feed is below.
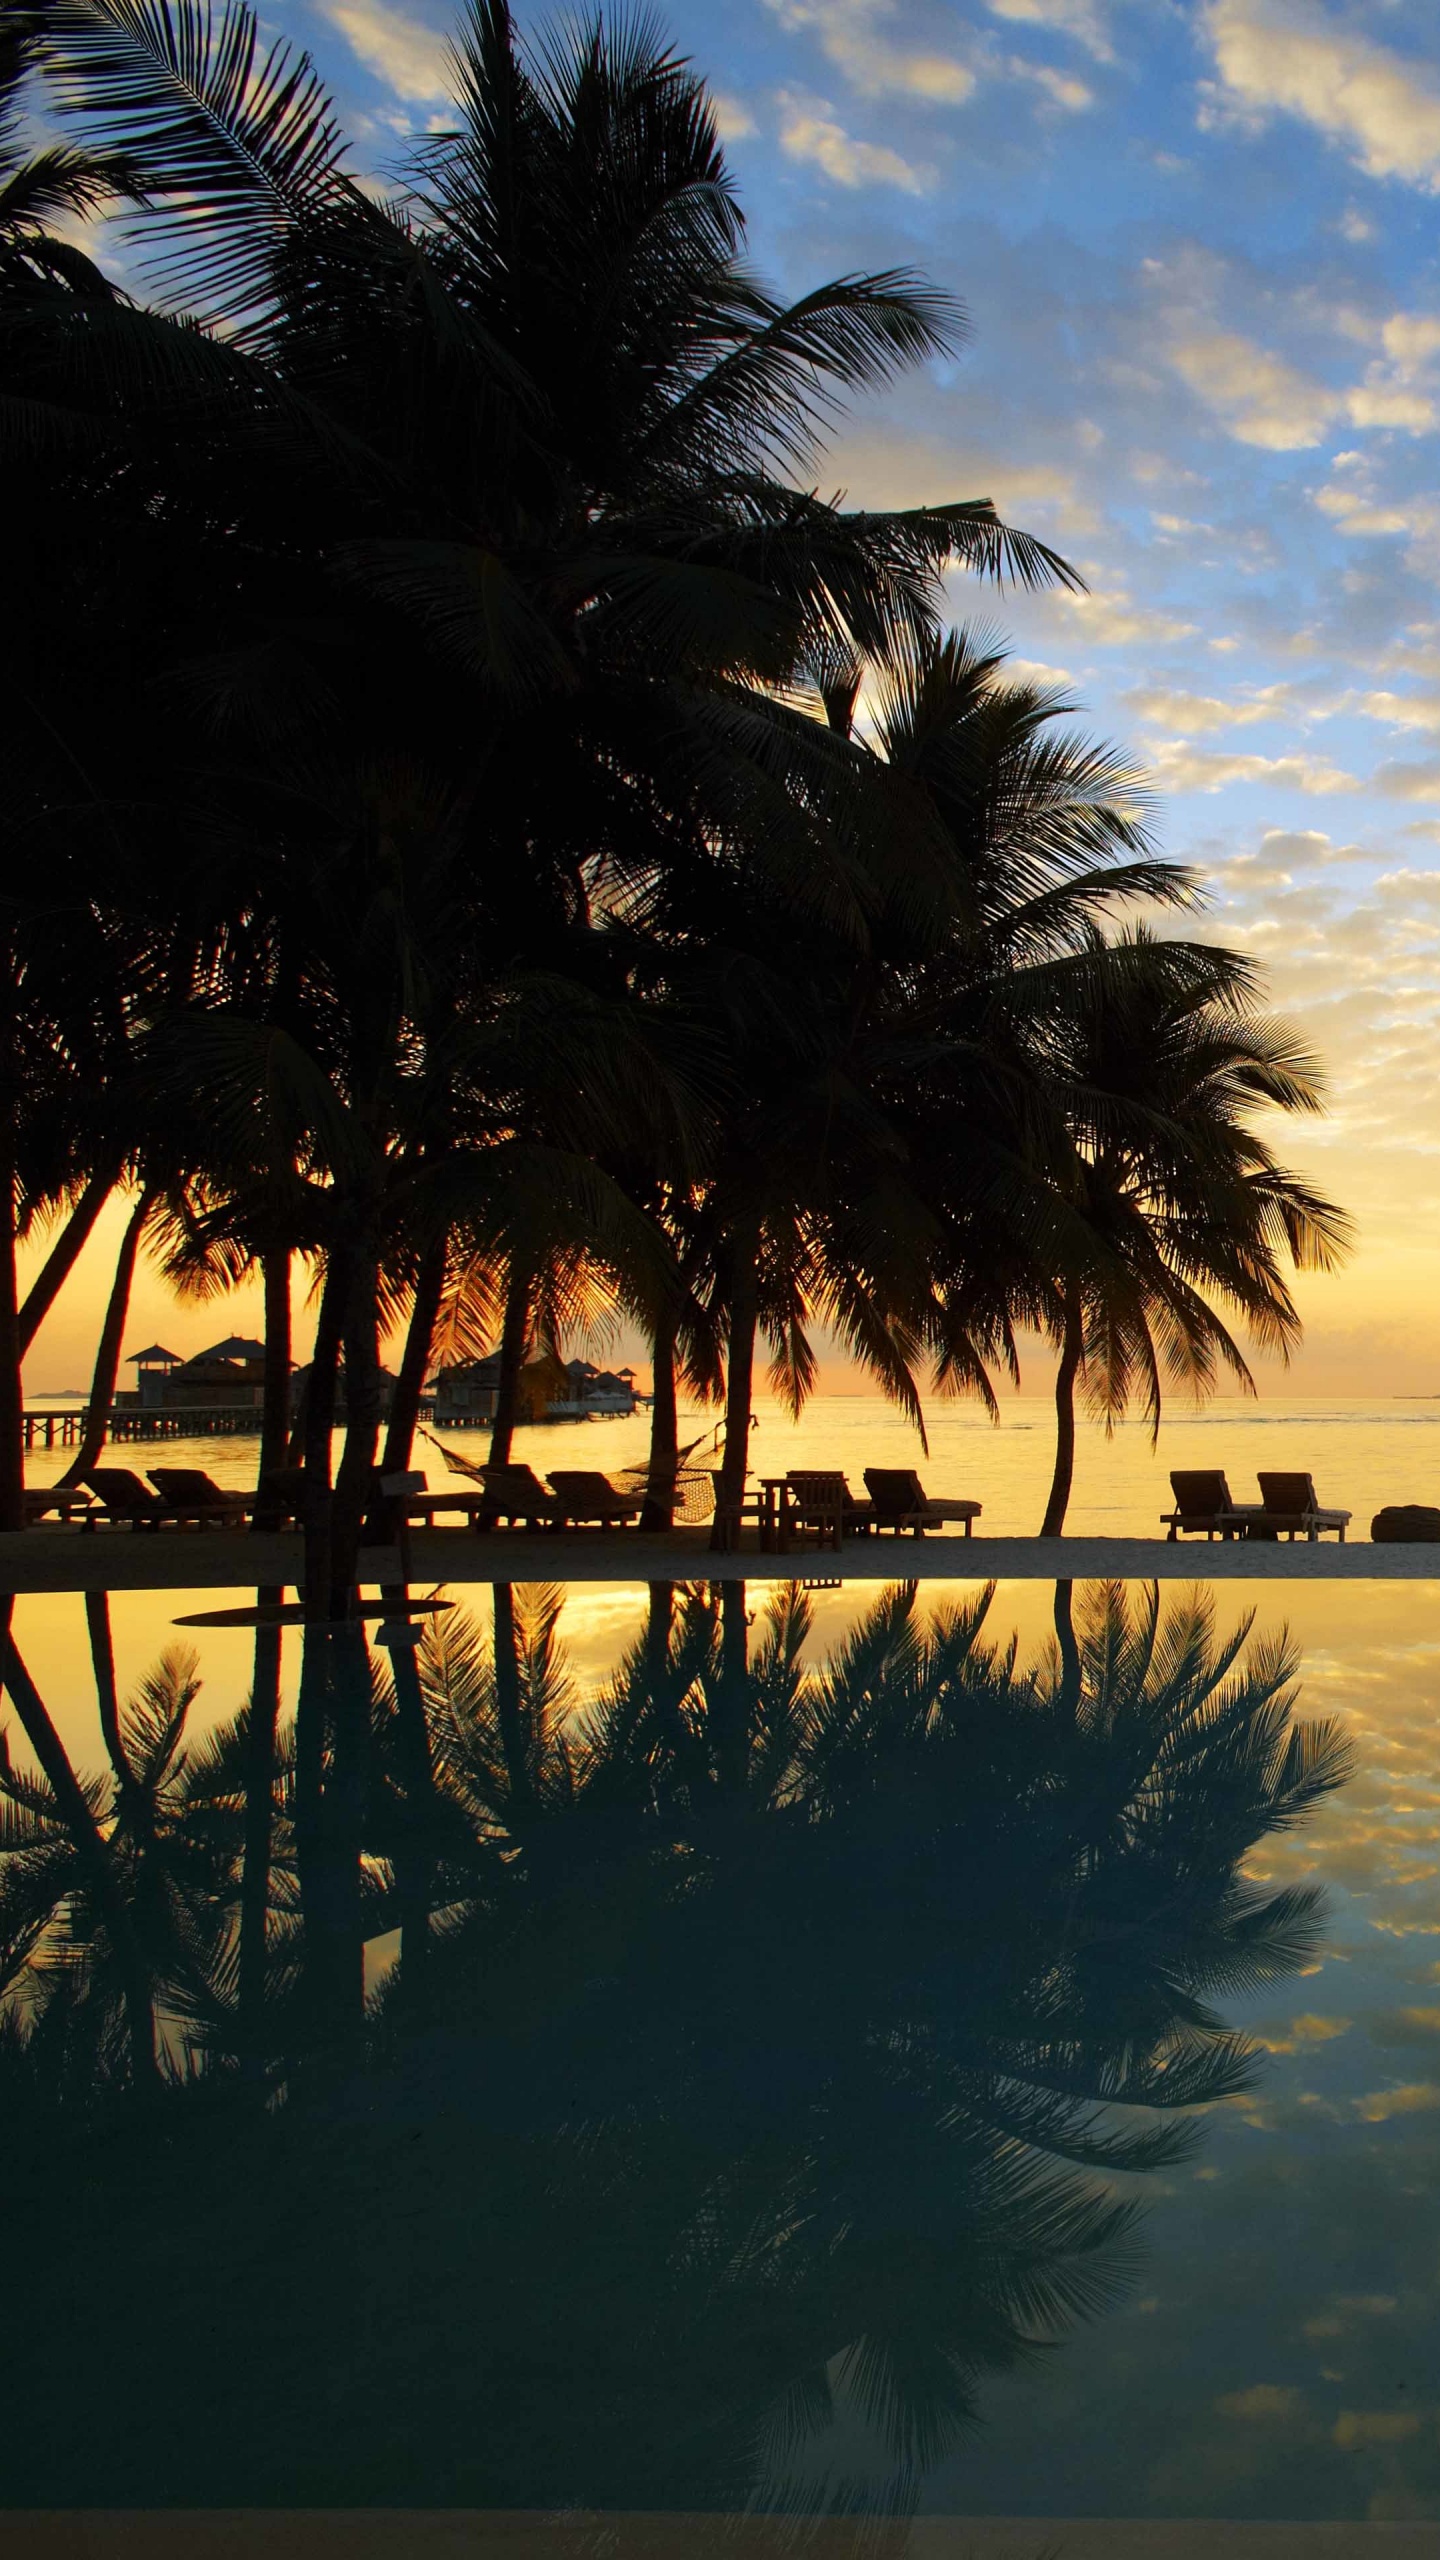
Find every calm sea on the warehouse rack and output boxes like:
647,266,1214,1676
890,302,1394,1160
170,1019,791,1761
32,1390,1440,1540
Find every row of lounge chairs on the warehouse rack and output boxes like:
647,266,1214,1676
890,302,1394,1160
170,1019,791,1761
22,1461,981,1544
1162,1471,1351,1543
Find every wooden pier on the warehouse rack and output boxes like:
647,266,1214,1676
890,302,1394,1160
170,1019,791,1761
22,1405,269,1450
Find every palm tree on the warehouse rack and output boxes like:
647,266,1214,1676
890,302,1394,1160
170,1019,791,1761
1033,932,1352,1534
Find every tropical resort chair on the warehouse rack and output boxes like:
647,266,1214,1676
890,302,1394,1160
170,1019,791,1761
387,1469,497,1528
148,1467,252,1523
1161,1470,1254,1542
23,1485,95,1525
1250,1472,1351,1543
78,1466,229,1531
862,1468,982,1539
783,1470,873,1552
475,1462,565,1529
545,1469,643,1528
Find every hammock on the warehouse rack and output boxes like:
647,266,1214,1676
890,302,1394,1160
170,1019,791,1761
418,1423,718,1522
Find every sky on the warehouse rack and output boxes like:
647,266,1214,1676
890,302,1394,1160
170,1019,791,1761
28,0,1440,1396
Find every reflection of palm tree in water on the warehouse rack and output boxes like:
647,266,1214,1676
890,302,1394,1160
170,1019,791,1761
0,1578,1349,2512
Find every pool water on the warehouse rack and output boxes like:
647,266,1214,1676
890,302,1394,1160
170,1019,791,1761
1,1572,1438,2525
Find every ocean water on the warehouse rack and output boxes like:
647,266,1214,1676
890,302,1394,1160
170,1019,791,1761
30,1389,1440,1539
1,1568,1439,2527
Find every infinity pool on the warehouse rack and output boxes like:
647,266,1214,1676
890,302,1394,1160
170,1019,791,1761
1,1573,1437,2528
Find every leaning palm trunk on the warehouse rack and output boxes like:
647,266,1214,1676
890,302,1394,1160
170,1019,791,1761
639,1303,679,1532
300,1251,347,1615
383,1235,447,1477
328,1249,383,1618
257,1248,292,1494
486,1259,531,1469
710,1228,759,1553
1040,1284,1085,1538
18,1164,116,1355
58,1187,156,1490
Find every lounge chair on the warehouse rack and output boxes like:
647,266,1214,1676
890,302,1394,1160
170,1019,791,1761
23,1485,94,1525
474,1462,564,1530
545,1469,643,1528
148,1467,252,1524
1161,1470,1258,1542
77,1466,197,1531
1251,1472,1351,1543
862,1468,982,1538
783,1470,873,1552
389,1469,497,1529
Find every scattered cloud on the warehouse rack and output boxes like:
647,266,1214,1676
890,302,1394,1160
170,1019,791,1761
1010,57,1094,112
986,0,1114,63
1352,2079,1440,2121
1373,759,1440,804
1337,204,1377,244
777,95,933,191
1124,685,1275,735
712,92,758,142
1148,742,1362,795
318,0,449,100
764,0,974,103
1168,329,1338,451
1333,2408,1424,2447
1203,0,1440,190
1055,584,1198,646
1215,2382,1307,2421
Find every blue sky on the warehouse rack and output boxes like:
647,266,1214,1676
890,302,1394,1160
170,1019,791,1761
285,0,1440,1389
42,0,1440,1392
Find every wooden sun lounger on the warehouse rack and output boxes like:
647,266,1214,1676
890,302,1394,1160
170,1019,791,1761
781,1470,874,1552
472,1463,565,1529
863,1468,981,1538
79,1466,244,1532
148,1467,252,1523
23,1485,95,1525
1250,1471,1351,1542
1161,1469,1257,1542
545,1470,642,1528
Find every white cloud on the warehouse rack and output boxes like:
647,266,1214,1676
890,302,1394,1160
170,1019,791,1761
1337,203,1377,244
986,0,1113,63
764,0,974,104
1124,686,1276,736
1374,758,1440,804
318,0,449,101
777,96,933,192
1204,0,1440,192
1055,584,1198,647
1012,58,1093,112
712,93,758,142
1148,741,1362,796
1169,329,1338,451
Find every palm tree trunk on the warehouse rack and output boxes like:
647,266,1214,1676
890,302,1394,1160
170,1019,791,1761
329,1250,382,1618
382,1599,435,2019
383,1235,446,1476
487,1259,532,1468
639,1303,679,1531
1040,1286,1084,1538
57,1188,155,1489
18,1167,115,1355
301,1248,347,1614
0,1081,24,1537
258,1248,292,1489
238,1597,282,2091
0,1614,158,2093
710,1227,758,1553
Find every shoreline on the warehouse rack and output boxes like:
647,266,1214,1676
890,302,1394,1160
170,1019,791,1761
4,1526,1440,1593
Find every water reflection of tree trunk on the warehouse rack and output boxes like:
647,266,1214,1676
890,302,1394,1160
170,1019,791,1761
492,1584,532,1819
382,1590,435,2018
294,1620,368,2069
1053,1579,1081,1721
0,1610,158,2092
239,1595,282,2091
715,1580,751,1793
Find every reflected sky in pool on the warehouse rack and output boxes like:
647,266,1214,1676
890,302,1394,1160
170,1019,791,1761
0,1573,1438,2523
